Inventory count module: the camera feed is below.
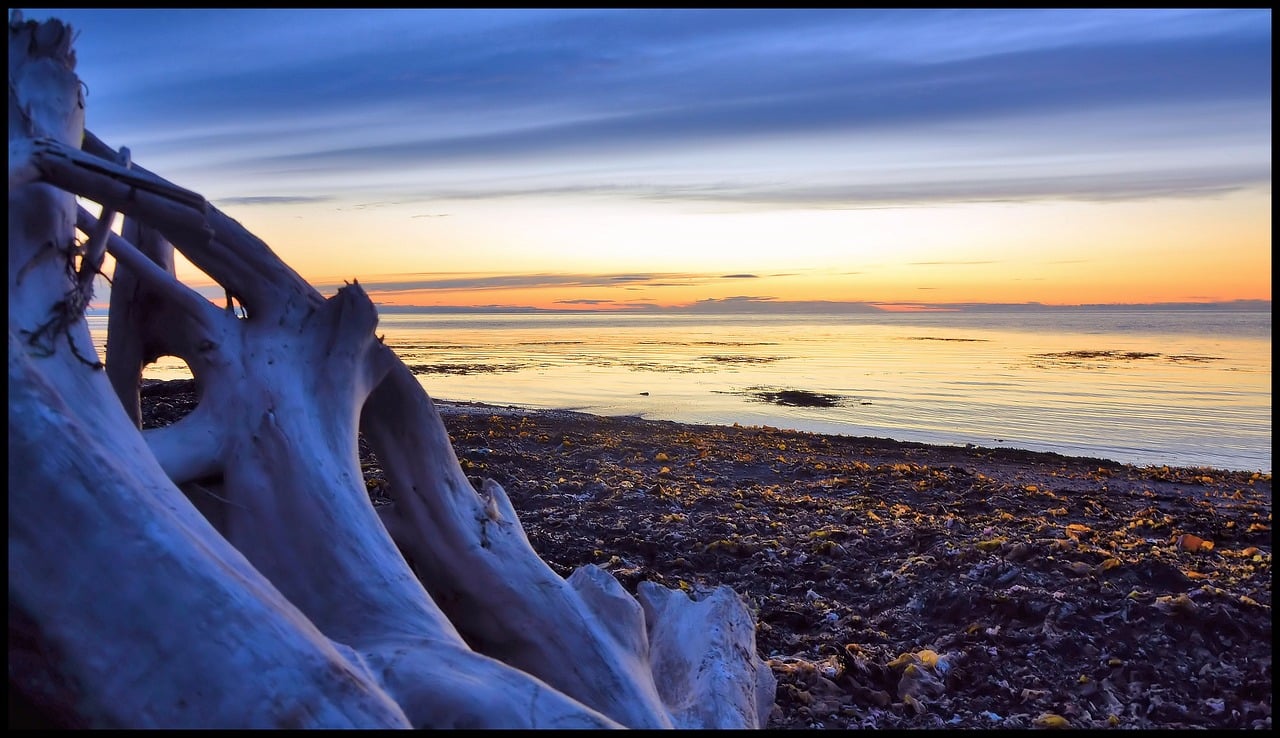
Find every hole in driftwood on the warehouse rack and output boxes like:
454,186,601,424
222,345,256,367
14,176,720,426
139,375,199,428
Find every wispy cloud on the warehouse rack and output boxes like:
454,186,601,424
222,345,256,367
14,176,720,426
219,29,1268,172
311,271,724,295
48,8,1270,209
254,162,1269,210
214,195,334,206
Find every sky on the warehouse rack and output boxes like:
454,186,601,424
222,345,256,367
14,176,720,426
30,8,1274,312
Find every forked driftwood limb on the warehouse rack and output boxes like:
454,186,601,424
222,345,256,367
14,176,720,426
8,10,774,729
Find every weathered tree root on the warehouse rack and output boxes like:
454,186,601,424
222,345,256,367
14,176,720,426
9,11,774,729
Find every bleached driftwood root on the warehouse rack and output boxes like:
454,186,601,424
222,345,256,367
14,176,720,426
364,361,775,728
8,11,775,729
8,13,407,729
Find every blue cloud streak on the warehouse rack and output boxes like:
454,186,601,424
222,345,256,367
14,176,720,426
34,8,1275,208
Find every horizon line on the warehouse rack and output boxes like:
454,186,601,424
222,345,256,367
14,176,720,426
84,297,1271,316
369,298,1272,315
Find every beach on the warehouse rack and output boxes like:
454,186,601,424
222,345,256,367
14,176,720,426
142,379,1272,729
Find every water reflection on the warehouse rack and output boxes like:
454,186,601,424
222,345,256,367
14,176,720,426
86,309,1271,472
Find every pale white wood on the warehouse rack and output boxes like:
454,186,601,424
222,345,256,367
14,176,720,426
9,11,773,729
8,14,410,728
103,213,179,427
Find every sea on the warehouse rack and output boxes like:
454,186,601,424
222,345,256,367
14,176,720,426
87,307,1272,474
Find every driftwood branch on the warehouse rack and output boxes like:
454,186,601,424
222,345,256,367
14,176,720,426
82,130,319,322
9,11,774,729
77,206,215,327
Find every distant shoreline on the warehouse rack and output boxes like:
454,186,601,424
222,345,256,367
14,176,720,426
88,300,1273,318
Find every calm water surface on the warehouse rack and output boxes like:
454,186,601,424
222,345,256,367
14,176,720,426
91,309,1271,473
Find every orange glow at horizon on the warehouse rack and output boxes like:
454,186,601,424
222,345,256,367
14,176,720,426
87,186,1270,312
356,268,1271,311
235,185,1271,310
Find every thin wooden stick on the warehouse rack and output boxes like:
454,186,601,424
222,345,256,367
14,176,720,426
76,206,218,331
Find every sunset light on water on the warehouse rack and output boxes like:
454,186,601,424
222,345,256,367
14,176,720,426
92,307,1271,472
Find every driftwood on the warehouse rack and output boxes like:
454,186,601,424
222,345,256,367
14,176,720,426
8,11,774,729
